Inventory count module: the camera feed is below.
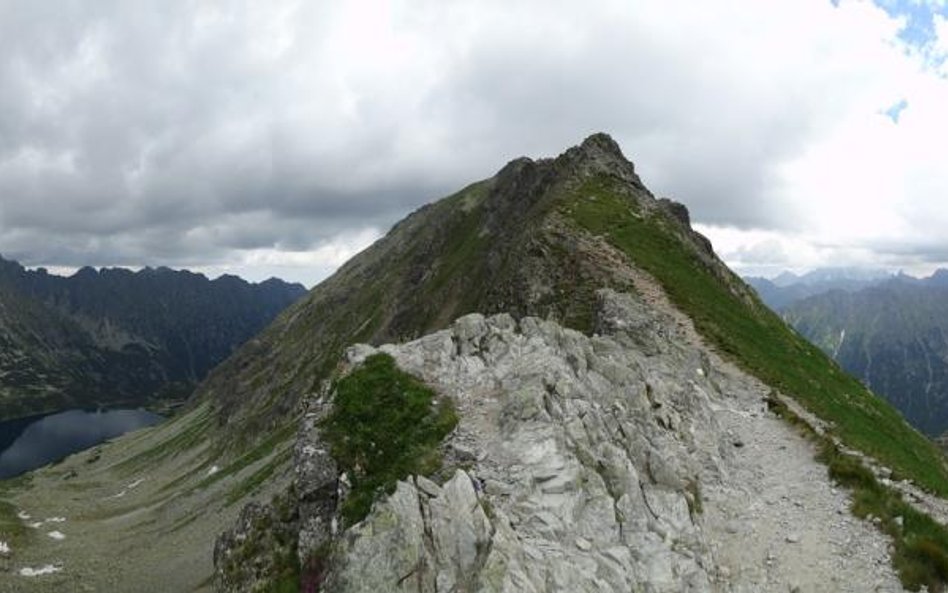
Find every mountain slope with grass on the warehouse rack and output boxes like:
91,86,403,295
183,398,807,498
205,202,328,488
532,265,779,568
3,134,948,591
204,134,948,591
783,280,948,436
200,133,947,496
0,257,305,419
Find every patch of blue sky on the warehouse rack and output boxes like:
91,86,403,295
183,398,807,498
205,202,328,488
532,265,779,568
883,98,909,122
870,0,946,47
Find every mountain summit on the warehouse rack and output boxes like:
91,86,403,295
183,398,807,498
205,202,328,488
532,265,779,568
202,134,948,590
198,133,749,447
4,135,948,592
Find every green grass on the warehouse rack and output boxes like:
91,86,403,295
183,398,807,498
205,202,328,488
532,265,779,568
321,353,458,525
226,446,293,506
0,500,29,547
114,402,214,475
216,490,299,593
195,422,296,493
565,175,948,497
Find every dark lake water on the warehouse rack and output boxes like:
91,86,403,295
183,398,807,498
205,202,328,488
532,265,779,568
0,408,163,479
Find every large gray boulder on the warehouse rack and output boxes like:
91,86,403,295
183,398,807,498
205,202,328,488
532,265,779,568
310,288,728,592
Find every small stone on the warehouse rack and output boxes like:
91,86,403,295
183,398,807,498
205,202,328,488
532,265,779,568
574,537,593,551
786,533,801,544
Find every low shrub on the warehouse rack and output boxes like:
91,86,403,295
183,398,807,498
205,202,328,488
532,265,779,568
320,353,458,525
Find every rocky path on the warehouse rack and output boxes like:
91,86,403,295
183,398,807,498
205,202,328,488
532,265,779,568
703,386,904,592
620,261,907,592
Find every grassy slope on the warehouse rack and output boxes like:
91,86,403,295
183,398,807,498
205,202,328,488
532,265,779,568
0,401,294,591
564,175,948,496
204,180,493,454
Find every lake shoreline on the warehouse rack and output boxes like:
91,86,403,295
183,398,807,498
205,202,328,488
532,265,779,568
0,408,165,480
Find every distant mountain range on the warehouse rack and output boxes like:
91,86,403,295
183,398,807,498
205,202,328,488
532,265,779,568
745,267,894,310
748,268,948,435
0,256,305,420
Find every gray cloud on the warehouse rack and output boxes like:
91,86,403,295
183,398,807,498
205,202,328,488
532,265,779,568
0,0,934,283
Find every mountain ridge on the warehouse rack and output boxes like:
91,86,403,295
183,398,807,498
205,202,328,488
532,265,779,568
783,279,948,435
3,134,948,592
197,132,948,589
0,255,306,419
197,132,737,449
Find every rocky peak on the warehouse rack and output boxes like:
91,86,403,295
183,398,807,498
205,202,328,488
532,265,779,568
483,133,648,237
553,132,645,189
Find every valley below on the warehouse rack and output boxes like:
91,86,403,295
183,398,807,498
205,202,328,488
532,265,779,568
0,402,292,592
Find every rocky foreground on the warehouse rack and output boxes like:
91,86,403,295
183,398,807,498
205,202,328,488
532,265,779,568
217,285,906,592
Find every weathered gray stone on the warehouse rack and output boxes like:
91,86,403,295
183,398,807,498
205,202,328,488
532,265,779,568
320,289,726,592
326,481,432,593
295,398,338,563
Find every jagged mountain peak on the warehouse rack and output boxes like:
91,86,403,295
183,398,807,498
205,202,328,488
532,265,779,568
486,133,641,215
558,131,644,185
202,133,748,446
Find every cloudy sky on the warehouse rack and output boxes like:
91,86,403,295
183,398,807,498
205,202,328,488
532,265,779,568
2,0,948,286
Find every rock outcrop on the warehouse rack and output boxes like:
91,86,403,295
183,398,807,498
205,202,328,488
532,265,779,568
323,289,718,592
216,287,906,591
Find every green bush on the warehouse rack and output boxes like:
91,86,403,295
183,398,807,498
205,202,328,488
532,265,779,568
321,353,458,525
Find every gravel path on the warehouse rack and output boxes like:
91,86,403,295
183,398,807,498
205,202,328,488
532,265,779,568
624,262,908,592
703,388,904,592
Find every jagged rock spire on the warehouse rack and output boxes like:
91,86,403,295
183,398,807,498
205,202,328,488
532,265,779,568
556,132,645,188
